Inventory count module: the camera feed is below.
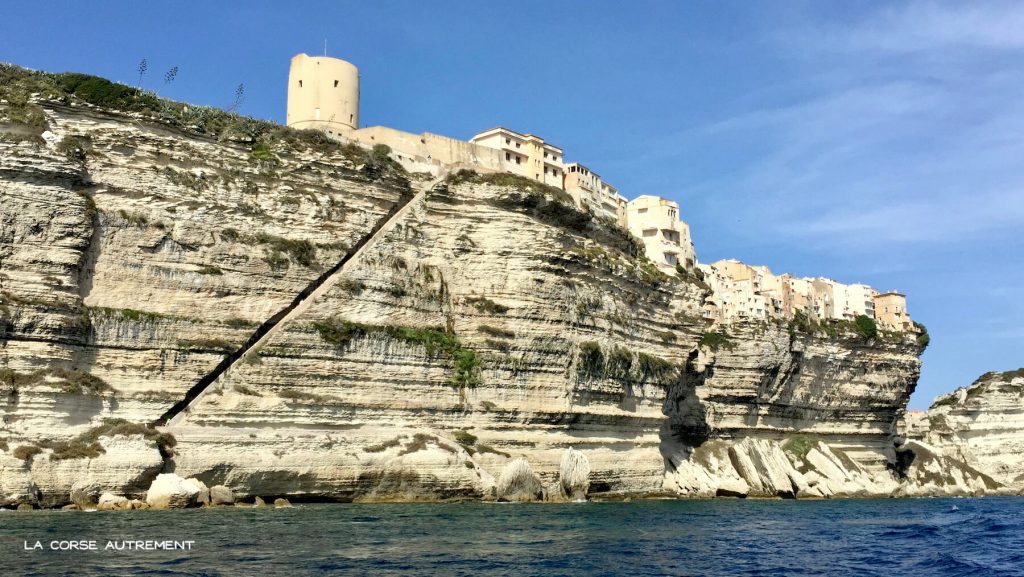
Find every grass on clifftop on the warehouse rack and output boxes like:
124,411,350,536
312,318,482,388
0,63,406,180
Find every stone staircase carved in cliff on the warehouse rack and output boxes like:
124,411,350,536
155,172,445,427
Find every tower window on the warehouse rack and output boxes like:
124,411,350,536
334,80,339,87
298,80,302,87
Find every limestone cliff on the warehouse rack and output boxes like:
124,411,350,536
899,369,1024,495
663,322,924,498
0,65,948,505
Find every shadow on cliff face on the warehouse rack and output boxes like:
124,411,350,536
660,350,711,472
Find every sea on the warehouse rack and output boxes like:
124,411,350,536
2,497,1022,576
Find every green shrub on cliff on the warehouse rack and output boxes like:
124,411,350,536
466,296,509,315
914,322,930,349
312,318,482,388
636,352,678,384
699,331,736,352
575,342,678,386
853,315,878,341
56,72,161,111
253,233,318,269
577,341,604,380
453,430,478,450
0,367,113,396
13,445,42,461
782,436,816,460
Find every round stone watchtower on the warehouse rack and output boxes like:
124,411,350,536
286,53,359,134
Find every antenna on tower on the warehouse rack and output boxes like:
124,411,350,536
324,39,327,56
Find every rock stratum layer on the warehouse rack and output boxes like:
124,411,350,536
0,66,998,506
899,369,1024,496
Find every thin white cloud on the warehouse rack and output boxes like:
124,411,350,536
844,1,1024,53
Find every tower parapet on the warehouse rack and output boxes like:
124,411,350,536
286,53,359,134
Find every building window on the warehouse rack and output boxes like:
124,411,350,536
505,138,510,145
334,80,339,87
506,152,511,161
298,80,303,87
515,142,520,148
515,156,521,164
638,208,648,214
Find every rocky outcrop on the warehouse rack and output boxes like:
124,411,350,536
559,448,590,500
496,458,544,502
900,369,1024,494
0,64,958,504
209,484,234,505
145,473,208,509
661,322,924,498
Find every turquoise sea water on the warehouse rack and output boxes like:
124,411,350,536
1,498,1021,576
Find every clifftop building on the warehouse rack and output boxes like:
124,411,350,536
626,196,696,274
286,53,360,135
563,163,628,225
286,52,699,275
698,259,917,332
469,127,564,188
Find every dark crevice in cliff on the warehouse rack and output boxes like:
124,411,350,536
661,350,712,469
152,183,417,427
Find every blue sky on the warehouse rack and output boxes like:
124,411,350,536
2,1,1020,408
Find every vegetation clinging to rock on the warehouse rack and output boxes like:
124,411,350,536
575,342,679,386
0,63,406,181
0,367,114,396
699,331,736,352
312,318,482,388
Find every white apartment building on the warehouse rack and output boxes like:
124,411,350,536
626,195,697,275
470,127,565,188
563,162,628,224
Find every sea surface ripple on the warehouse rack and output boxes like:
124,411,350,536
2,497,1022,576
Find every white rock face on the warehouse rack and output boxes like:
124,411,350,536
899,370,1024,494
0,83,979,504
